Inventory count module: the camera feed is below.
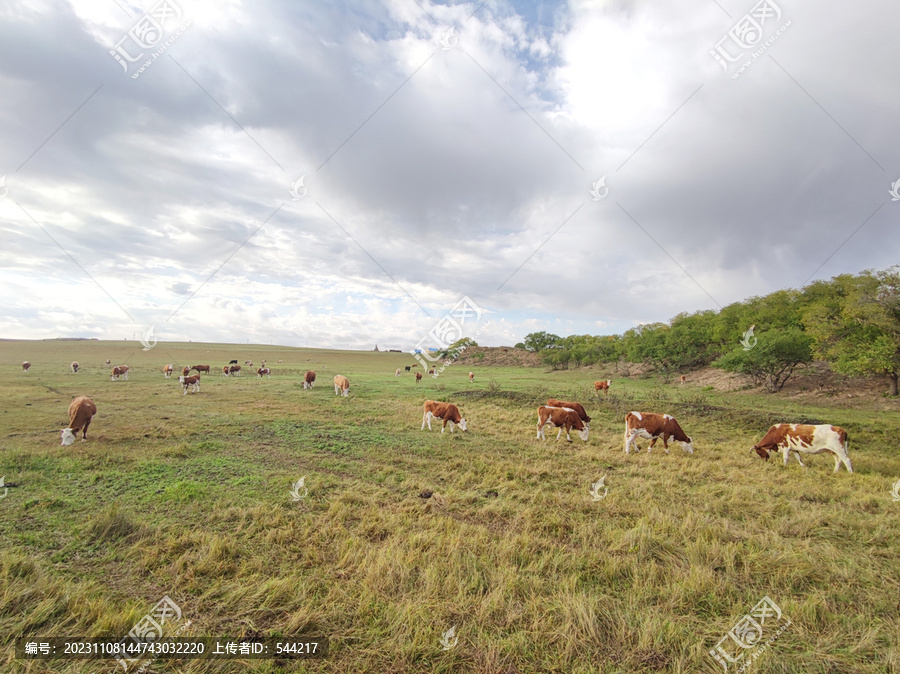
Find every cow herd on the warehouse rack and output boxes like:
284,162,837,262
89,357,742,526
27,356,856,473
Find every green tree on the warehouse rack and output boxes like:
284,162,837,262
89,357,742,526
804,268,900,395
714,328,813,392
523,331,561,352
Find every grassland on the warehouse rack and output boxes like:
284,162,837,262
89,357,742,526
1,339,898,673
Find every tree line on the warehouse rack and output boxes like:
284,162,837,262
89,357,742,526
515,267,900,395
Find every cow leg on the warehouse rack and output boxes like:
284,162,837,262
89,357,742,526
446,420,454,433
624,430,639,453
647,437,658,454
565,425,573,442
556,427,563,440
537,422,547,440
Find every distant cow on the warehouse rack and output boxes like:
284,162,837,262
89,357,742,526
537,406,589,443
428,368,436,377
111,365,129,381
405,366,412,372
422,400,467,433
624,411,693,454
468,372,474,383
752,424,852,473
415,372,422,384
245,360,253,366
257,367,270,378
594,380,612,395
680,374,686,385
223,365,230,376
395,368,401,377
334,375,350,397
229,359,238,365
277,360,284,364
229,364,242,376
182,366,191,378
163,364,174,378
70,361,79,373
304,370,316,389
179,374,201,395
192,364,211,375
547,399,591,428
22,361,30,371
104,359,110,365
60,395,97,446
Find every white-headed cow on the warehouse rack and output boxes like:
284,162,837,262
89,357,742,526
752,423,852,473
334,375,350,397
179,374,200,395
421,400,467,433
537,406,589,443
304,370,316,389
60,395,97,446
623,411,693,455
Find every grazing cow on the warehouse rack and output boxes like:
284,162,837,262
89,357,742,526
70,361,79,373
415,372,422,384
163,364,174,378
179,374,201,395
333,374,350,397
229,359,238,365
22,361,30,371
680,374,686,385
277,360,284,364
623,412,693,455
104,359,110,365
405,366,412,372
192,364,211,375
60,395,97,446
546,399,591,428
257,367,270,378
537,406,589,442
594,380,612,395
428,368,436,377
111,365,129,381
303,370,316,389
468,372,474,383
395,368,402,377
229,364,242,376
410,364,419,368
223,365,230,376
182,366,190,377
421,400,468,433
752,424,852,473
245,360,253,366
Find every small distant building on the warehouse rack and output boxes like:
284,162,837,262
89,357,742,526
373,344,379,351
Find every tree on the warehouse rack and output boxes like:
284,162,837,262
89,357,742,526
804,268,900,395
439,337,478,360
523,331,561,352
713,328,813,392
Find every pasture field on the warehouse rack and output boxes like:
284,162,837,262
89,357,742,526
1,339,899,673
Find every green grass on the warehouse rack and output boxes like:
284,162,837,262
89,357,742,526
1,339,898,673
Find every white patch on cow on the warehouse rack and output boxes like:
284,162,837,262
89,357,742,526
60,428,76,446
631,411,642,421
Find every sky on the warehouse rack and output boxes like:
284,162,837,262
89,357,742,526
1,0,898,351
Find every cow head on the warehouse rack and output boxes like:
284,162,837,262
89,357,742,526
60,428,76,446
752,445,770,460
178,376,185,384
458,418,468,432
682,437,694,454
577,426,589,442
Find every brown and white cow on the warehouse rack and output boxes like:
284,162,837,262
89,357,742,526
422,400,467,433
415,371,423,384
752,424,852,473
537,406,589,442
680,374,686,385
22,361,31,371
257,367,270,378
223,365,230,376
70,361,79,373
395,368,402,377
304,370,316,389
179,374,201,395
111,365,129,381
594,380,612,395
192,364,211,375
428,368,436,377
547,399,591,428
163,364,174,378
229,364,242,376
245,360,253,366
334,374,350,397
60,395,97,446
623,412,693,454
468,372,474,383
182,366,191,378
104,359,111,366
